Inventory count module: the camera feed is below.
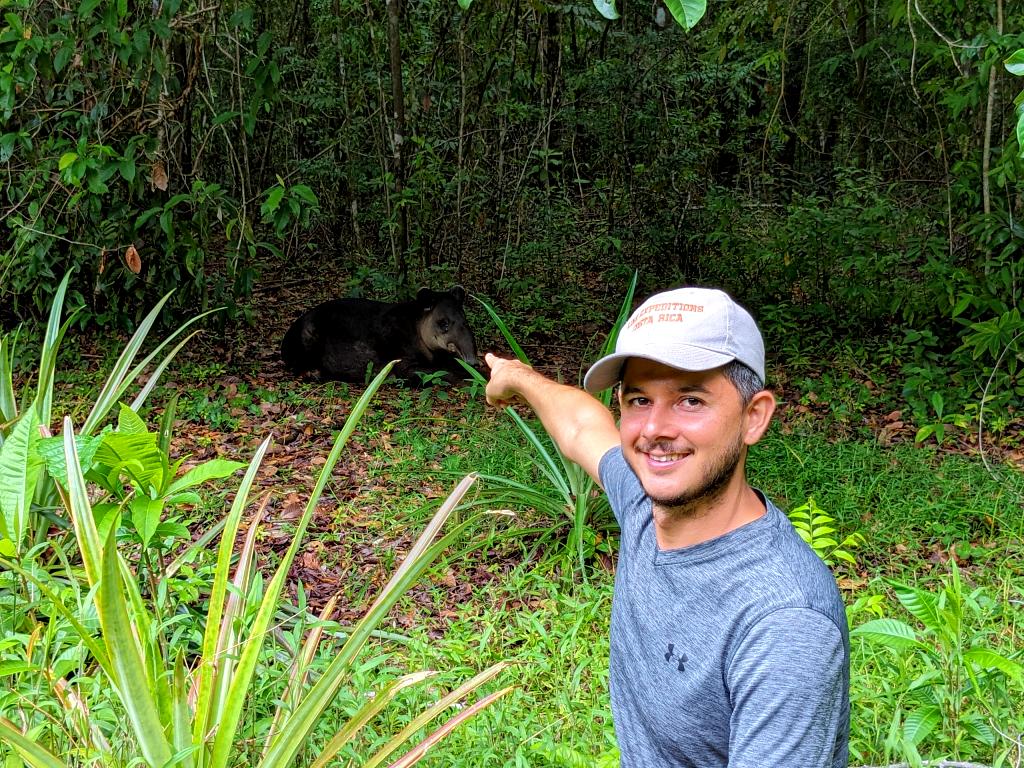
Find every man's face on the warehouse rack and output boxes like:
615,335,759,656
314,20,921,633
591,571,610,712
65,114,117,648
617,359,752,516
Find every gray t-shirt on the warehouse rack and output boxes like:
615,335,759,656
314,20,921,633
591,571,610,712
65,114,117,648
599,447,850,768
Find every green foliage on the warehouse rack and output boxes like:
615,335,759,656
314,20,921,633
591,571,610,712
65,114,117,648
0,0,317,328
786,497,864,568
460,274,637,575
0,273,207,556
1007,48,1024,155
851,563,1023,763
0,363,510,766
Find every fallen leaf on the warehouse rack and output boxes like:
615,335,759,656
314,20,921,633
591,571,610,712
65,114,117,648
151,161,168,191
125,244,141,274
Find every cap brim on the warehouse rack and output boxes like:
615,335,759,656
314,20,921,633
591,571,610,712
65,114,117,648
582,348,738,394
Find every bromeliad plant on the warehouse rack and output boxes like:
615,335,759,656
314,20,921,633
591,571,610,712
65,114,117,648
461,273,637,574
0,271,211,558
0,362,511,767
850,562,1023,765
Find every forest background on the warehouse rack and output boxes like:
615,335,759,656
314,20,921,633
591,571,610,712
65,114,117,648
2,0,1024,766
2,0,1024,427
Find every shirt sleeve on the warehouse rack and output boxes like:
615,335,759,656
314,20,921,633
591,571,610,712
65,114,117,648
726,607,848,768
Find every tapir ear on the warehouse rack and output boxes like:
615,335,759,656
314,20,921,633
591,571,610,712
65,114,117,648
450,285,466,303
416,287,435,309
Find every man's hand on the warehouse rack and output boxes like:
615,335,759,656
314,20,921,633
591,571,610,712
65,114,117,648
484,352,532,407
482,352,618,485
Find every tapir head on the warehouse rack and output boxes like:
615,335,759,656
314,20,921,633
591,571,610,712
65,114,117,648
416,286,478,366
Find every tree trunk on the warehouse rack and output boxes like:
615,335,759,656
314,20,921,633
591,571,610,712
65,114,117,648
386,0,409,286
982,0,1004,215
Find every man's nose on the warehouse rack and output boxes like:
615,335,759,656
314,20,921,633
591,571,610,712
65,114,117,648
641,403,677,441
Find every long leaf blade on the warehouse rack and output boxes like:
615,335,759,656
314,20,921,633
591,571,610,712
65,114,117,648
97,523,172,766
0,717,69,768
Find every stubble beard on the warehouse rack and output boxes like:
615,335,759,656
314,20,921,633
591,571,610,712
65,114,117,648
644,436,745,520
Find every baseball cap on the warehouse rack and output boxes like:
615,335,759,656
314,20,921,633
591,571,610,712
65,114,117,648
582,287,765,393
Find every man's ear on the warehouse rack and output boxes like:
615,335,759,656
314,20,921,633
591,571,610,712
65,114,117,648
742,389,776,446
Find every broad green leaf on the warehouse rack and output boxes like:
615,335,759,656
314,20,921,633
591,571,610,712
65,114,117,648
959,713,996,746
592,0,619,20
36,431,106,486
1005,49,1024,76
888,580,947,637
58,152,78,171
262,185,285,214
1017,110,1024,157
902,705,941,745
663,0,706,30
455,0,471,8
130,495,164,549
0,409,42,553
94,432,164,492
964,647,1024,682
116,403,148,435
166,458,245,495
850,618,927,651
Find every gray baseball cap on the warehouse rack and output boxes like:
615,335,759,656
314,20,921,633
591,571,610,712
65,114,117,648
583,287,765,393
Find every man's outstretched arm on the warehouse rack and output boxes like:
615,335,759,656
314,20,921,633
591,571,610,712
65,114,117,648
484,353,620,485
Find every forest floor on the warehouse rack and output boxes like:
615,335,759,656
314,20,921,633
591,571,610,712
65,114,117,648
50,262,1024,632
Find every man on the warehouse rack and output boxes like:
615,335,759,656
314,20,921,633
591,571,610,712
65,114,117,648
485,287,849,768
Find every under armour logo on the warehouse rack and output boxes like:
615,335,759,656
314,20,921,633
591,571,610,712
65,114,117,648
665,643,688,672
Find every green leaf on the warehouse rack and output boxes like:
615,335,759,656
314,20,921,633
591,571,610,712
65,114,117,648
78,0,102,16
130,495,164,549
888,581,946,636
963,647,1024,682
96,524,173,766
291,184,318,205
1017,110,1024,157
850,618,927,651
663,0,706,30
591,0,619,20
902,705,941,745
0,410,42,554
0,132,16,163
166,458,245,495
262,185,285,215
118,156,136,182
58,152,78,171
116,403,148,435
1005,49,1024,77
0,717,68,768
95,432,164,493
36,431,106,487
914,424,935,443
456,0,471,8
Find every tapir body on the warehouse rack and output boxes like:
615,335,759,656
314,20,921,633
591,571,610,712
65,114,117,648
280,286,478,384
